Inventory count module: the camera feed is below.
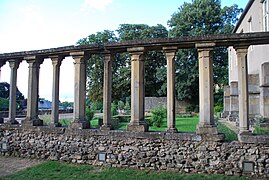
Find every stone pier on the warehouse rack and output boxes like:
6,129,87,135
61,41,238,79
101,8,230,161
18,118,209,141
235,47,251,137
127,47,148,132
8,60,21,124
163,46,178,133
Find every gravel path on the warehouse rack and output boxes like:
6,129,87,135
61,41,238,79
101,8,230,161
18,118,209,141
0,156,44,177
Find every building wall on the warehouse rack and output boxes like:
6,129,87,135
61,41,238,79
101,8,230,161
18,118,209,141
229,0,269,83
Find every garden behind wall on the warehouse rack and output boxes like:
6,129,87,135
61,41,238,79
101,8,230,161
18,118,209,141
0,33,269,178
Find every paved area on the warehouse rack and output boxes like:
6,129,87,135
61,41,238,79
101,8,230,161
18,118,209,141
0,156,44,177
219,119,239,134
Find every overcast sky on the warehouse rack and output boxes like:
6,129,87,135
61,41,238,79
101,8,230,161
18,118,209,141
0,0,248,102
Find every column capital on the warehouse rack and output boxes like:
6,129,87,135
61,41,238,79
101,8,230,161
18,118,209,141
50,55,64,66
25,56,44,65
128,47,145,62
162,46,178,53
8,59,21,69
234,46,248,55
71,51,87,64
104,53,114,62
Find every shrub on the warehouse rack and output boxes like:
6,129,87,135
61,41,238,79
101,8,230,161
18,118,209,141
214,105,223,113
117,100,125,110
91,101,103,112
0,97,9,111
150,106,167,128
111,102,118,116
111,118,120,130
86,107,94,123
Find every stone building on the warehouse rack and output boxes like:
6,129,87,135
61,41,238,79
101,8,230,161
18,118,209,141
223,0,269,123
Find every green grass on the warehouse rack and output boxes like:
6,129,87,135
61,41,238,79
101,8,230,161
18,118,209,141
254,126,269,135
2,161,249,180
217,122,238,141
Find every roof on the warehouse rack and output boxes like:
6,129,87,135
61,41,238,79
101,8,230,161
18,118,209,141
233,0,255,33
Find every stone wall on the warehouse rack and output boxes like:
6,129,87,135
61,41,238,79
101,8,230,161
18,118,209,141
145,97,189,114
0,126,269,178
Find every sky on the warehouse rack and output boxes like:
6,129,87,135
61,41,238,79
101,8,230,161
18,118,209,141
0,0,248,102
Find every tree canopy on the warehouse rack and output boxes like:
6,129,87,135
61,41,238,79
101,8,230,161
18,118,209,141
77,0,242,105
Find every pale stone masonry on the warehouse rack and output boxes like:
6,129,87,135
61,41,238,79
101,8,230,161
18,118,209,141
0,33,269,143
163,46,178,132
224,0,269,122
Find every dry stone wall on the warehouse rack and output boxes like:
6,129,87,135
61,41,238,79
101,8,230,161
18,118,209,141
0,127,269,178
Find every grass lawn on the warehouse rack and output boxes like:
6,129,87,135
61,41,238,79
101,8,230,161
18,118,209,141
86,117,239,141
3,161,248,180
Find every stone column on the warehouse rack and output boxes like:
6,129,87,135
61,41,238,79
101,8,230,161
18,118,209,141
127,47,148,132
163,47,178,132
70,51,89,129
235,47,251,135
101,53,113,131
50,55,64,127
23,56,44,126
221,85,230,118
196,43,219,136
8,60,21,124
260,62,269,120
228,81,239,122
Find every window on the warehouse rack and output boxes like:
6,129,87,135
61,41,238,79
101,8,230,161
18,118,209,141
263,0,268,31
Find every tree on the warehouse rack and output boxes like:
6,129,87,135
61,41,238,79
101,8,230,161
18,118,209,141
167,0,242,104
77,24,169,102
0,82,25,110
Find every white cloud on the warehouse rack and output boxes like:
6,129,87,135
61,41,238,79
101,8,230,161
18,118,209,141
82,0,113,11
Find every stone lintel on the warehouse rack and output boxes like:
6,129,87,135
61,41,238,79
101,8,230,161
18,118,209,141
195,42,216,49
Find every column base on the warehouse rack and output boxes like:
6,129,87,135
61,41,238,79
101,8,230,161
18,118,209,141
100,125,111,131
70,120,90,129
196,124,218,135
196,124,224,141
7,119,19,125
166,128,178,133
127,122,148,132
49,123,62,128
22,117,43,127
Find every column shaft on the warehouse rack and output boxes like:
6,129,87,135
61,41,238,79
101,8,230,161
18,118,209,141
24,56,43,126
8,60,20,124
236,47,251,134
70,52,89,129
101,53,113,130
196,43,219,137
50,56,63,127
163,47,178,132
127,47,148,132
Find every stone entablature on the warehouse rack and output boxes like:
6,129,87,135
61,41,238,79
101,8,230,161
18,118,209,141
0,32,269,142
0,127,268,178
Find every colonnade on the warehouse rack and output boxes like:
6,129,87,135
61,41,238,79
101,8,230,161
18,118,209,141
0,43,251,140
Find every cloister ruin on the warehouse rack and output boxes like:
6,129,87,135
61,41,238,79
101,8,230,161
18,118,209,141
0,32,269,177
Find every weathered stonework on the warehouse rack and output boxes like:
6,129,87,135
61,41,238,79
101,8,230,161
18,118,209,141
0,126,268,178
